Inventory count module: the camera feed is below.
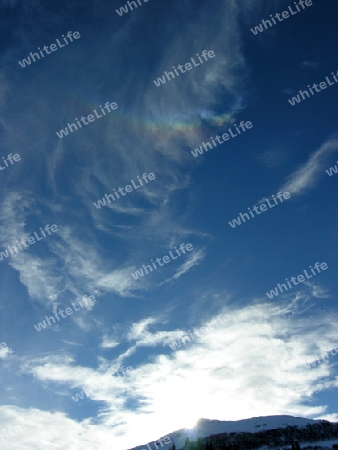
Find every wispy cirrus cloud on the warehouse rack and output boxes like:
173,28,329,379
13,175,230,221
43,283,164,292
0,0,251,312
171,248,206,281
279,137,338,196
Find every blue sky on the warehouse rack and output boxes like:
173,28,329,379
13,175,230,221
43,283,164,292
0,0,338,448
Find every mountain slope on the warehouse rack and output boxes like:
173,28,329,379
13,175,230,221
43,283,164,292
128,415,324,450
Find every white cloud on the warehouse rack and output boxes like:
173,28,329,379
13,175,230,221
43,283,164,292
279,137,338,196
8,297,337,450
315,413,338,422
100,336,119,349
125,316,186,348
0,343,11,359
0,192,63,303
171,248,205,281
0,406,105,449
0,1,336,449
61,340,83,347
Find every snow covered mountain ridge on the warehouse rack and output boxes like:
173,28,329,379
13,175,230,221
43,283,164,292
127,415,326,450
